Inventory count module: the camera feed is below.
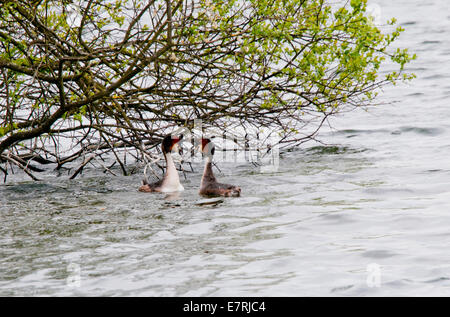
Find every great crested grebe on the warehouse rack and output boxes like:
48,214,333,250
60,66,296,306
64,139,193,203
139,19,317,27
199,138,241,197
139,134,184,193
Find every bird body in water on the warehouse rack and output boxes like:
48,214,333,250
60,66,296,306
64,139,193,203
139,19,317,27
199,138,241,197
139,134,184,193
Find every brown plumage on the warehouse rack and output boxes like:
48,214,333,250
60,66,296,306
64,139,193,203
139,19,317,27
199,138,241,197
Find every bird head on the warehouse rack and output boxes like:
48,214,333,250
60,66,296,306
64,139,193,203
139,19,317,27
161,134,183,154
200,138,215,158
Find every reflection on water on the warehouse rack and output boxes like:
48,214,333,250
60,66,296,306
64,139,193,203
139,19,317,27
2,0,450,296
164,192,182,201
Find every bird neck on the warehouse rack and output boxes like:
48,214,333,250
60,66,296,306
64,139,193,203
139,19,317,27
201,156,216,184
164,151,180,183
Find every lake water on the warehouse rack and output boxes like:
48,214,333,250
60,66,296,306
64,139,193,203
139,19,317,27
1,0,450,296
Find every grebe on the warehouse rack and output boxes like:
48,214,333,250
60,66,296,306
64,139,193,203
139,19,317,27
199,138,241,197
139,134,184,193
